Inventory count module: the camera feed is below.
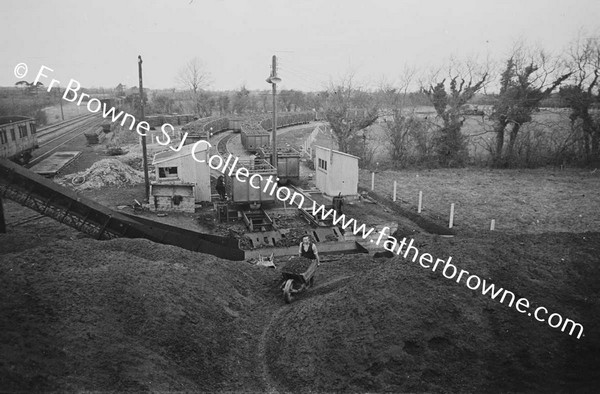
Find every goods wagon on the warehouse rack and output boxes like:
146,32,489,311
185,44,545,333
241,128,270,152
182,116,231,143
257,147,300,184
228,159,277,207
229,118,242,132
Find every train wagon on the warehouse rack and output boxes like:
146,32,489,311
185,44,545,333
229,118,242,133
257,147,300,184
260,112,314,131
241,128,270,152
0,116,37,164
228,159,277,207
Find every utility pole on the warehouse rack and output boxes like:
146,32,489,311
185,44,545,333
266,55,280,168
58,86,64,120
138,55,150,203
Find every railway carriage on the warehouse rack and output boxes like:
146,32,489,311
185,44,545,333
0,116,37,164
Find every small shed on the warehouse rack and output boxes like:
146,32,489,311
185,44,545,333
151,143,211,203
314,146,359,197
150,182,195,212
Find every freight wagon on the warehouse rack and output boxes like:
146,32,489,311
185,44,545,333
228,159,277,208
240,127,271,152
257,147,300,184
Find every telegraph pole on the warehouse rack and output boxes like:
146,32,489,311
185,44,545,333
138,55,150,203
58,86,64,121
268,55,279,168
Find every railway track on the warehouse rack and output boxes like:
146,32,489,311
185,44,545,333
37,113,96,142
29,114,104,167
216,132,234,157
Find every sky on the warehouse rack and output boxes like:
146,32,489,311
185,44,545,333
1,0,599,92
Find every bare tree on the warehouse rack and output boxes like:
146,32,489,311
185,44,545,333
380,68,426,164
324,75,379,155
231,85,250,115
423,61,488,166
490,44,572,166
176,58,212,116
559,34,600,164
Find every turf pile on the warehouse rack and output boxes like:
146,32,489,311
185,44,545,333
0,238,274,392
266,232,600,392
55,159,145,190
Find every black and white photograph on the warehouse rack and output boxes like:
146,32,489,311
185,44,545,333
1,0,599,392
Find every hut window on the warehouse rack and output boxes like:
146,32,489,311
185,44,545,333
158,166,178,179
318,158,328,171
18,125,27,138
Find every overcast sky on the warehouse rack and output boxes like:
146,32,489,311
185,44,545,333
1,0,598,92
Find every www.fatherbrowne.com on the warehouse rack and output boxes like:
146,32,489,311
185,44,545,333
32,64,582,340
303,199,585,340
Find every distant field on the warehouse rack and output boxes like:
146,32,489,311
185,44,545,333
43,102,89,124
360,167,600,234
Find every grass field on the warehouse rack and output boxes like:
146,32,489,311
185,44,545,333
43,102,89,124
360,167,600,234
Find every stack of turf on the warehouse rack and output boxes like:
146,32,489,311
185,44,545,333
280,256,313,275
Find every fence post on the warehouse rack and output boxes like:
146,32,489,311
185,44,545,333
371,172,375,191
449,203,455,228
418,191,423,213
393,181,397,202
490,219,495,231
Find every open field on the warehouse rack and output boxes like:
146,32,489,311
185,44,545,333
360,167,600,234
42,102,89,125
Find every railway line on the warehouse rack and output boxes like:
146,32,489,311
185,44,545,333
29,114,104,167
216,131,234,157
37,114,97,143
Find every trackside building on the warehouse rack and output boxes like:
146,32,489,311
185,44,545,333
151,144,211,210
314,145,359,197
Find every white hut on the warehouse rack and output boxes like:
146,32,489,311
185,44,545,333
151,143,211,208
314,145,359,197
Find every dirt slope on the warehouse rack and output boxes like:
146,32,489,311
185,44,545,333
1,229,599,392
266,232,600,393
0,238,280,392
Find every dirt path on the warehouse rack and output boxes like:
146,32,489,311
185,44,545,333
256,274,354,393
258,304,286,394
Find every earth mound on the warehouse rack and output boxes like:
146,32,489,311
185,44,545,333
55,158,145,190
1,229,599,392
266,232,600,393
0,238,277,392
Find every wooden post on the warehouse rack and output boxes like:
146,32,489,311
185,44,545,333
371,172,375,191
418,191,423,213
0,196,6,233
449,203,455,228
393,181,397,202
490,219,495,231
138,55,150,203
